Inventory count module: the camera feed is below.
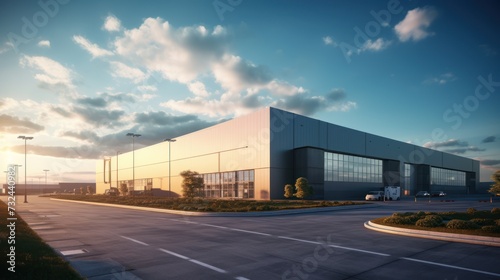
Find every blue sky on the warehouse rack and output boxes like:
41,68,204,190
0,0,499,183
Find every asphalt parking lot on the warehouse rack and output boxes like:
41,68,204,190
4,195,500,280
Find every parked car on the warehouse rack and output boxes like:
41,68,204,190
415,191,430,197
104,188,119,196
365,191,384,201
431,191,446,197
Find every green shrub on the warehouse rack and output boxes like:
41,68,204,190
470,218,495,227
466,208,477,215
491,208,500,214
439,211,458,216
481,226,500,233
425,215,443,224
415,215,443,227
256,205,271,211
416,211,426,217
392,212,416,217
392,212,406,217
384,216,415,225
406,215,422,224
415,219,439,227
446,219,479,230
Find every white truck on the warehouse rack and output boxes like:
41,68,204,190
384,186,401,200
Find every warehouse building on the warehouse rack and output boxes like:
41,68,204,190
96,107,479,200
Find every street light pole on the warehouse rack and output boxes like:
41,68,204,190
43,169,49,194
126,133,141,192
116,151,119,190
164,138,176,197
18,136,33,203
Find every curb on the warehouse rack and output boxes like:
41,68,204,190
364,221,500,247
50,198,379,217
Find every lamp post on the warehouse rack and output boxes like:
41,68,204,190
43,169,49,194
116,151,119,190
126,133,141,192
18,136,33,203
164,138,176,197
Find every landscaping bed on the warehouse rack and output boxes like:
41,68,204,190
49,195,364,212
372,207,500,238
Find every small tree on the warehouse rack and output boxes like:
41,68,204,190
489,170,500,195
295,177,313,199
119,184,128,196
181,170,204,198
80,186,85,195
86,185,92,195
284,184,294,198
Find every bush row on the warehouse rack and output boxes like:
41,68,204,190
384,208,500,232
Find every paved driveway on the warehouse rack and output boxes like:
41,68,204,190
5,196,500,279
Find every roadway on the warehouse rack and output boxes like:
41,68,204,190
5,195,500,280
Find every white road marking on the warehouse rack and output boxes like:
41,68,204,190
189,259,227,274
228,228,272,236
277,236,391,257
158,248,189,260
199,223,229,230
120,235,149,246
401,257,500,277
159,248,227,273
164,218,500,277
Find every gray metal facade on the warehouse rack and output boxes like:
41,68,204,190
97,107,479,200
268,107,479,200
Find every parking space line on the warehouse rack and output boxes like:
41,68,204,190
401,257,500,277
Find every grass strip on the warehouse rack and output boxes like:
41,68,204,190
0,199,83,280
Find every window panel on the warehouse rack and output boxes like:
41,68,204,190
324,152,382,183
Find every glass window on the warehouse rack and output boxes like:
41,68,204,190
324,152,382,183
430,167,465,186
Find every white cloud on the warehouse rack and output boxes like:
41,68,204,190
137,85,157,92
73,35,114,58
113,17,356,118
19,55,75,91
114,18,228,84
395,7,438,42
323,36,335,46
0,42,13,54
345,38,391,57
188,81,210,97
103,15,121,32
212,54,273,93
37,40,50,48
360,38,391,52
109,61,147,83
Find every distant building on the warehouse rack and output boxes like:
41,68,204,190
1,183,96,194
96,107,479,200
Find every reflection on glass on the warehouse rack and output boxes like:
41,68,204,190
324,152,382,183
431,167,465,186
